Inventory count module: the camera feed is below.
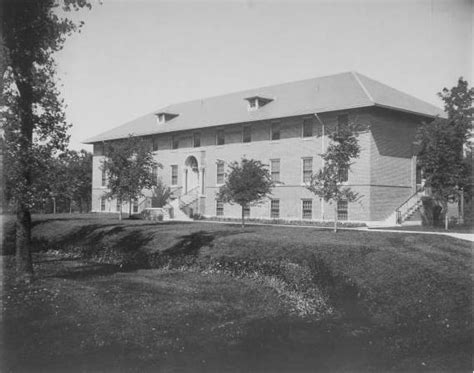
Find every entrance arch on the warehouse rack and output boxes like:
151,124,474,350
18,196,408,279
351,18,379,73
184,156,199,194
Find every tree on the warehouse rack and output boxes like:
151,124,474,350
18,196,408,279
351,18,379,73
101,136,160,220
1,0,91,278
306,124,361,232
151,178,171,208
217,158,274,228
416,78,473,229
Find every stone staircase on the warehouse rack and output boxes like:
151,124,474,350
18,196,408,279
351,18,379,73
168,187,200,221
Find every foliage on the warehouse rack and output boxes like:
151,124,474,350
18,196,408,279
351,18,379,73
101,136,160,219
1,0,92,276
217,158,274,227
306,124,361,231
37,149,92,213
416,78,473,226
151,178,171,208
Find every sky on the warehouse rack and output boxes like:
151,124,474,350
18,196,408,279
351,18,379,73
54,0,473,151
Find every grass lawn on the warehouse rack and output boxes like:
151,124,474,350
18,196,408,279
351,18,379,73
2,213,472,372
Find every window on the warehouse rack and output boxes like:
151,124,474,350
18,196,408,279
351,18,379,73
153,137,159,151
100,197,106,211
243,205,250,218
216,129,225,145
249,98,258,110
243,126,252,143
216,200,224,216
338,166,348,182
101,169,107,187
302,158,313,183
337,114,349,131
270,199,280,218
172,135,179,150
271,122,280,140
171,165,178,185
302,118,313,137
337,200,348,221
216,161,225,185
302,199,312,220
133,199,139,213
270,159,280,182
152,165,158,183
116,199,121,212
193,132,201,148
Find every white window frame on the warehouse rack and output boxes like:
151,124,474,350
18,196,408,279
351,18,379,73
171,165,178,186
216,161,225,185
216,200,224,216
270,158,280,183
302,199,313,220
270,199,280,219
302,157,313,184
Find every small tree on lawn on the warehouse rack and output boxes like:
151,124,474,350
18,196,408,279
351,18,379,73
101,136,160,220
416,78,473,229
306,124,360,232
217,158,274,228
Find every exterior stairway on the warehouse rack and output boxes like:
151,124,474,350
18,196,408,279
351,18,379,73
370,189,427,227
168,187,200,221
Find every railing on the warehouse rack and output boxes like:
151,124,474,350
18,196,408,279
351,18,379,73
395,188,426,224
178,186,200,208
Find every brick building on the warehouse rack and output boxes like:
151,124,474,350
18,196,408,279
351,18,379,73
84,72,444,225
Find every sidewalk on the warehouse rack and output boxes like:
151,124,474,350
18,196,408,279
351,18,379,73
193,219,474,243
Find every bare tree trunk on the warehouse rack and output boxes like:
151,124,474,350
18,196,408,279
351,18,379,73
334,203,338,233
69,199,72,214
129,197,132,217
52,197,56,214
241,205,245,228
16,202,33,279
119,199,122,221
441,200,449,230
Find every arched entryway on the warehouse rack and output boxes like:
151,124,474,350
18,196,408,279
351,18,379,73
184,155,199,194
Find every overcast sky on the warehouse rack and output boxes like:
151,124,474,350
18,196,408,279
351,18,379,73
55,0,473,151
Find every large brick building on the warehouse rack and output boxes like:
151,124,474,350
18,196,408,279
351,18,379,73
84,72,444,225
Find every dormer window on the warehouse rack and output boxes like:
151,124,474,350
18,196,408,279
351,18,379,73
155,112,179,124
244,96,273,111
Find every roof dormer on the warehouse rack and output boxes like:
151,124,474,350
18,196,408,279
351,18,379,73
155,112,179,124
244,96,274,111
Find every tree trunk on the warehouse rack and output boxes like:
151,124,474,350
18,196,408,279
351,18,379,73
441,200,448,230
241,205,245,228
119,199,122,221
52,197,56,214
129,197,132,217
334,203,338,233
69,199,72,214
16,202,33,278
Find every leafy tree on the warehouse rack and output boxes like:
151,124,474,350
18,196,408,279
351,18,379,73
151,178,171,208
1,0,91,278
101,136,160,220
306,124,361,232
416,78,473,228
217,158,274,228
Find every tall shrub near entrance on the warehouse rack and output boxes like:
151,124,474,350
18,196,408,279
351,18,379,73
306,124,360,232
217,158,274,228
101,136,160,220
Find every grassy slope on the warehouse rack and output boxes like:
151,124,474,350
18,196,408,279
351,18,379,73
2,213,472,371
